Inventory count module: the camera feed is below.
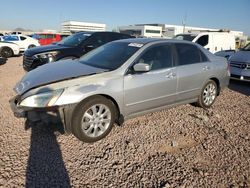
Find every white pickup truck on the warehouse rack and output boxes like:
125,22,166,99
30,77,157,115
0,41,20,58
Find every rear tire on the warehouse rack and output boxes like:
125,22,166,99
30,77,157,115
196,80,218,108
71,96,116,143
0,47,13,58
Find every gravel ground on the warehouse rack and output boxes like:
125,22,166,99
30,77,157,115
0,57,249,188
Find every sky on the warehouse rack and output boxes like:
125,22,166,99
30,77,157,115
0,0,249,36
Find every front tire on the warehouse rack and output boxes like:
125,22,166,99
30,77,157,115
0,47,13,58
72,96,116,143
196,80,218,108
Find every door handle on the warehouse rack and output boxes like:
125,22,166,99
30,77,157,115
165,72,176,78
203,66,210,71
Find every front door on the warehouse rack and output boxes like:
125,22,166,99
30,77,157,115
124,44,177,116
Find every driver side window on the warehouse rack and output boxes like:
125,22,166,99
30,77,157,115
136,44,173,71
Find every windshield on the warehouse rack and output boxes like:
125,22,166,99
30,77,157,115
3,35,19,41
242,43,250,51
174,34,196,41
57,32,91,47
79,42,141,70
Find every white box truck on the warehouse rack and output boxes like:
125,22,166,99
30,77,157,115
174,31,235,54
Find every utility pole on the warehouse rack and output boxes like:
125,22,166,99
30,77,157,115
182,13,187,33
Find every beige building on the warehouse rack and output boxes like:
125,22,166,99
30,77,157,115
61,21,106,34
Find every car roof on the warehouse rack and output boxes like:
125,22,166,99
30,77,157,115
75,31,130,36
114,37,196,45
114,38,164,44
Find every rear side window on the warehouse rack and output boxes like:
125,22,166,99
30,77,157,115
200,51,209,62
114,33,131,40
98,33,131,44
85,34,106,48
196,35,209,46
20,36,26,41
175,43,202,65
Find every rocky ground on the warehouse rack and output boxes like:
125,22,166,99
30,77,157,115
0,57,249,188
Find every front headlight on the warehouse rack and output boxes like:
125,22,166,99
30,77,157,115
34,51,59,63
19,89,64,107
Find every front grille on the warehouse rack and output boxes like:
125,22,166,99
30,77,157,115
23,55,34,67
230,61,250,70
243,76,250,81
231,74,250,81
231,74,241,79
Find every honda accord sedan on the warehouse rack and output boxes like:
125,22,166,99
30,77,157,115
10,38,230,142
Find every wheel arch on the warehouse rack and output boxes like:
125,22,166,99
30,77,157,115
99,94,121,119
72,94,122,125
209,77,221,95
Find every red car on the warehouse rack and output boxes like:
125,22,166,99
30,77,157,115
31,33,61,46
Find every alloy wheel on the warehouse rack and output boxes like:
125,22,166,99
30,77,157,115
81,104,111,138
203,83,217,106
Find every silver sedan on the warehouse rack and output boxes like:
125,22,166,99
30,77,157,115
10,38,230,142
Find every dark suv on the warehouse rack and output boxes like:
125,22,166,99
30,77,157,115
23,32,133,71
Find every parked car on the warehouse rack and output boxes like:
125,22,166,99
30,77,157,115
10,38,229,142
174,32,235,53
59,34,71,40
227,42,250,81
3,35,40,52
214,50,236,59
23,31,133,71
0,41,20,58
11,32,22,35
31,33,62,46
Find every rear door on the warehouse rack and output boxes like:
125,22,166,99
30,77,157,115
124,43,177,116
174,43,212,102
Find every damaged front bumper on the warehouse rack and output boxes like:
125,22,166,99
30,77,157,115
9,96,26,118
9,96,77,134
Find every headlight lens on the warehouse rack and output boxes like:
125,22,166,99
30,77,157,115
19,89,64,107
34,51,59,63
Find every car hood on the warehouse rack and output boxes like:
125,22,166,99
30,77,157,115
229,50,250,63
15,59,107,95
24,44,74,56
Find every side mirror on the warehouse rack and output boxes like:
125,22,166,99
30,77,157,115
133,63,151,72
85,45,94,52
